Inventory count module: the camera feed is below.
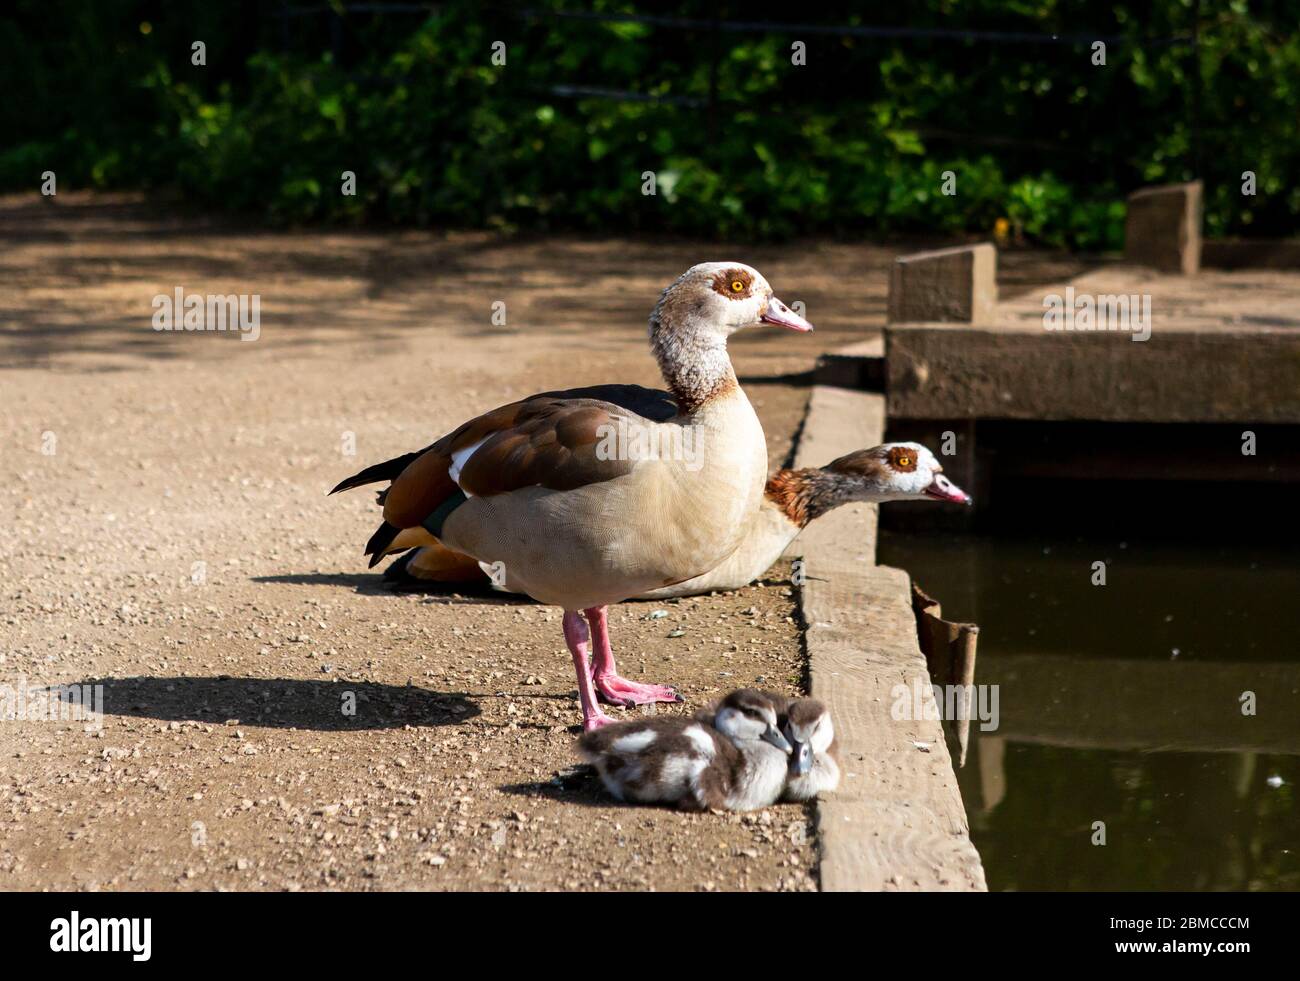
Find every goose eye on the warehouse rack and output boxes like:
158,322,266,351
730,280,745,293
887,447,918,471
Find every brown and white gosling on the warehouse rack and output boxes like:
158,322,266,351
779,697,840,802
577,689,792,812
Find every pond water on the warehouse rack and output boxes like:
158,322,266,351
878,525,1300,891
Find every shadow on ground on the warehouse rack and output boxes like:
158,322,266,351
499,768,617,809
252,572,532,604
59,676,479,730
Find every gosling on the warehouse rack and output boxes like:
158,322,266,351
780,697,840,801
576,689,792,812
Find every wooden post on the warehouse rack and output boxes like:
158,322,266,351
1124,180,1203,274
887,243,997,325
912,583,980,767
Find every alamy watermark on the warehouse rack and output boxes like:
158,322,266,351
891,677,999,732
1,676,104,731
50,911,150,961
152,288,261,341
1043,286,1151,342
594,419,704,471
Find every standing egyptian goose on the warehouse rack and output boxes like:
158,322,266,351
330,262,813,730
386,442,971,597
577,688,793,811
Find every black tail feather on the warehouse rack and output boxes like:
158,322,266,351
381,549,500,597
383,549,418,582
329,451,422,496
365,521,403,567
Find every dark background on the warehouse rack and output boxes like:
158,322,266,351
2,1,1296,248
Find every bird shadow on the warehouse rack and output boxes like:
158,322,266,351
250,573,392,595
251,572,535,606
499,768,623,809
59,676,479,731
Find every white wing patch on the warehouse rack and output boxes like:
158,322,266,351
612,729,657,754
448,437,489,495
683,725,716,758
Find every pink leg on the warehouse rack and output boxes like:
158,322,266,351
563,611,616,731
585,606,683,707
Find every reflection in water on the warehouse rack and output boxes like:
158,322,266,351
878,529,1300,891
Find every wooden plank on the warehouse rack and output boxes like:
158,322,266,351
795,386,986,891
912,584,980,767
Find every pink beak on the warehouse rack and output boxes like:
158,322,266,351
761,296,814,332
924,473,972,505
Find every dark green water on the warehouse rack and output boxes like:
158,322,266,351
878,528,1300,891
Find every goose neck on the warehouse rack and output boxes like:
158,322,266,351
648,316,737,414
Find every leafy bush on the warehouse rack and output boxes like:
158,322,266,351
2,0,1297,250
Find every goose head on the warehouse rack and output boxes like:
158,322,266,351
649,262,813,410
782,698,834,776
650,262,813,342
825,442,972,505
713,688,793,753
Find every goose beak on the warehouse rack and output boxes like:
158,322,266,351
762,724,794,753
789,739,814,775
761,296,814,332
923,472,972,505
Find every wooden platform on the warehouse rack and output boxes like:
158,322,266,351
885,266,1300,423
792,386,986,891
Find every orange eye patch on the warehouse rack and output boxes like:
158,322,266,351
887,447,918,472
711,268,753,298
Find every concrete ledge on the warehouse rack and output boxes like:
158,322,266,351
886,322,1300,423
887,243,997,325
886,266,1300,424
1125,181,1202,275
814,337,885,391
1203,239,1300,270
794,385,986,892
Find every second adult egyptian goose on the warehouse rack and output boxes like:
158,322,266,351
647,441,970,597
385,441,971,597
330,262,813,730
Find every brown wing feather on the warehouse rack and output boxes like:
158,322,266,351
381,449,458,528
535,384,677,422
459,399,633,497
380,390,662,530
381,398,539,526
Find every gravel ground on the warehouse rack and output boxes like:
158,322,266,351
0,192,1087,890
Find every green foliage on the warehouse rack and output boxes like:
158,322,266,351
2,0,1297,250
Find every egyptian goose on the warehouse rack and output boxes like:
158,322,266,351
330,262,813,730
577,688,793,811
385,441,971,597
779,697,840,802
